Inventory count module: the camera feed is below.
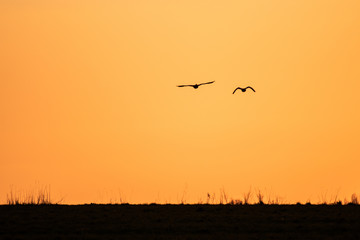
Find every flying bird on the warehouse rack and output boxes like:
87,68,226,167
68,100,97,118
177,81,215,89
233,86,256,94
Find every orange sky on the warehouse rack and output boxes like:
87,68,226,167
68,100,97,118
1,0,360,204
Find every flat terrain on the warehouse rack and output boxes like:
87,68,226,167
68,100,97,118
1,204,360,239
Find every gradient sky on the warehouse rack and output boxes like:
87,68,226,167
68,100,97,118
1,0,360,204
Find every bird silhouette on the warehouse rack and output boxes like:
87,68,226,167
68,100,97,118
233,86,256,94
177,81,215,89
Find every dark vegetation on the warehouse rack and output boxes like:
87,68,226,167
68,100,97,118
1,204,360,239
2,187,360,239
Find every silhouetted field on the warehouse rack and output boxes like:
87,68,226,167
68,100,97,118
1,204,360,239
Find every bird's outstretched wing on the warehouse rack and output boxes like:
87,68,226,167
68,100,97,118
232,87,240,94
198,81,215,86
246,86,256,92
177,84,194,87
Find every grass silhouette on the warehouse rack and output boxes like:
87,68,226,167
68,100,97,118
2,186,360,239
3,185,359,206
6,184,59,205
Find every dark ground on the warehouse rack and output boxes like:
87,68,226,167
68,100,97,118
1,204,360,239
